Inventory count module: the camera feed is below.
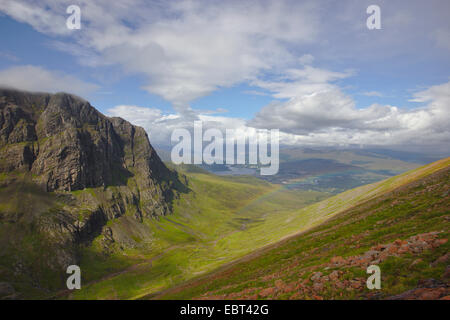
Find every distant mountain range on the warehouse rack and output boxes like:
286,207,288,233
156,144,439,194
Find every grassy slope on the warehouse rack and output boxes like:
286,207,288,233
0,172,82,298
158,158,449,299
75,158,449,300
69,172,328,299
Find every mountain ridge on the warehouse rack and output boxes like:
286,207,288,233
0,89,187,298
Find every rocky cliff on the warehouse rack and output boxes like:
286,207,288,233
0,89,186,298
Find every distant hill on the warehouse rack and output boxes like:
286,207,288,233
154,158,450,300
162,145,427,194
261,147,424,193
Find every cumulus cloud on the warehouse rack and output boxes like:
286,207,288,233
0,1,70,35
1,0,449,151
107,105,182,144
249,80,450,148
0,65,99,96
106,104,256,147
1,0,449,108
251,65,353,99
0,0,321,112
106,79,450,153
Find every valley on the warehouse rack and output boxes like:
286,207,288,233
0,89,447,301
70,158,449,300
68,168,329,299
154,158,450,300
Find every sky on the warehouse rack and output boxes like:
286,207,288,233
0,0,449,153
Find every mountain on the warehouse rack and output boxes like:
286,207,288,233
181,145,424,194
152,158,450,300
260,147,423,193
0,89,322,300
0,89,186,298
1,89,447,300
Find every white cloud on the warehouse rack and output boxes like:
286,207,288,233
0,0,320,112
362,91,384,97
298,54,315,65
249,80,450,148
1,1,448,110
105,79,450,154
0,1,70,35
0,65,99,96
1,1,449,152
106,104,256,147
251,65,353,100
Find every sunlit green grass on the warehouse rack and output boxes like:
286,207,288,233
69,158,449,299
161,159,449,300
71,172,328,299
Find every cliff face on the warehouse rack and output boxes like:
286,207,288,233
0,89,186,297
0,88,182,212
1,89,172,192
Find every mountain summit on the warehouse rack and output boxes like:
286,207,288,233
0,89,186,297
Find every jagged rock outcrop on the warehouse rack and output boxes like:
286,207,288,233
0,89,177,193
0,88,182,213
0,89,187,297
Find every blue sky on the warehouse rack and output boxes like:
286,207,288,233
0,14,280,117
0,0,449,152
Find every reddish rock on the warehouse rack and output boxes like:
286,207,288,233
329,271,339,281
313,282,324,292
259,287,275,297
274,279,284,290
350,280,362,289
310,272,323,282
386,244,398,254
283,283,296,293
330,256,345,266
420,288,445,300
335,281,345,289
373,244,388,251
398,245,409,254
